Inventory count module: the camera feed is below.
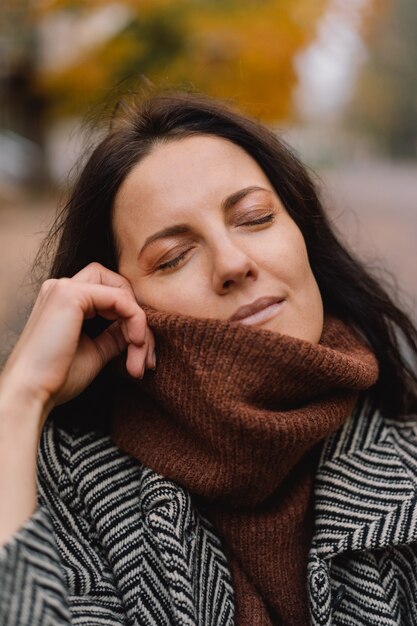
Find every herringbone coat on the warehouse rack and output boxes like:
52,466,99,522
1,407,417,625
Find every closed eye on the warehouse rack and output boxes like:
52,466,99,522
155,213,274,272
239,214,275,226
156,249,192,271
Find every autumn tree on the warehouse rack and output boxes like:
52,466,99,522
34,0,328,122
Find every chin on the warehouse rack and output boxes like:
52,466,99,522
265,314,324,344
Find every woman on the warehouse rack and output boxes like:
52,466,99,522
0,90,416,626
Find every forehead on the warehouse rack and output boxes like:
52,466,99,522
113,135,274,227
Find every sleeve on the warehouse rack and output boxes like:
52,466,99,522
0,505,71,625
0,418,126,626
0,417,74,625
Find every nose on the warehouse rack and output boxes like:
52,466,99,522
211,236,258,294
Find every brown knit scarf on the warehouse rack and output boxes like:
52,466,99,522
110,310,379,625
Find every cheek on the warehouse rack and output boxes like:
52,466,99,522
264,225,313,284
134,272,207,315
120,245,210,314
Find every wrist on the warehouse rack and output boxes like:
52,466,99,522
0,372,53,435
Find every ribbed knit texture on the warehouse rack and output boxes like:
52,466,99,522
110,310,379,625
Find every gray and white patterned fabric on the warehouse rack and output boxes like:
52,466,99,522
1,408,417,625
308,410,417,625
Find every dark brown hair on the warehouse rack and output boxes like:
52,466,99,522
37,88,417,425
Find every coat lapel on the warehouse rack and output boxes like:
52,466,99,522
69,429,234,626
311,409,417,560
308,410,417,625
66,430,147,623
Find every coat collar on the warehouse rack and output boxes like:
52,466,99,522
65,428,234,626
311,408,417,560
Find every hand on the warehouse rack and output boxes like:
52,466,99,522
0,263,155,416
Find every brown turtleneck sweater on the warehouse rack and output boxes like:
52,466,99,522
111,311,379,624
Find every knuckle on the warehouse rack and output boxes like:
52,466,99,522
47,277,73,302
121,280,135,296
87,261,103,275
85,262,132,291
119,274,134,290
39,278,57,295
54,277,71,292
118,289,137,310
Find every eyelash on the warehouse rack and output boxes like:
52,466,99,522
157,250,190,271
156,213,275,271
239,213,275,226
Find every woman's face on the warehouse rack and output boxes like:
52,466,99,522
113,135,324,343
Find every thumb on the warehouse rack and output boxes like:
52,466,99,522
92,321,128,370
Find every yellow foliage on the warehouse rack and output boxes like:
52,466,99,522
166,1,327,120
36,0,329,121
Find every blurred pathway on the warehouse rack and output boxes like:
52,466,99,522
0,160,416,366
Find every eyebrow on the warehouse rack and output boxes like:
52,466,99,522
138,185,272,257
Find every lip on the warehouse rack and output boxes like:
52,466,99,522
229,296,285,324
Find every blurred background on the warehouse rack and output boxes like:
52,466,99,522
1,0,416,363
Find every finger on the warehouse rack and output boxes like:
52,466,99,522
51,276,155,375
84,282,147,348
86,308,155,371
61,281,148,347
126,342,149,378
145,327,156,369
71,262,135,296
70,265,152,351
125,328,156,377
92,321,148,379
91,321,129,370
